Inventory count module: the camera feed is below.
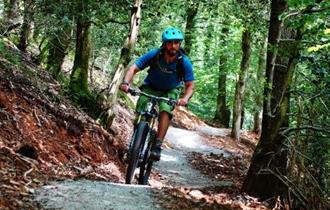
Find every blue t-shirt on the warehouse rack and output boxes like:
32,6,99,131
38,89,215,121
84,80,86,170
135,49,194,91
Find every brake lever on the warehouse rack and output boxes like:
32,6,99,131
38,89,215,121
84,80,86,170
167,99,177,106
128,88,140,96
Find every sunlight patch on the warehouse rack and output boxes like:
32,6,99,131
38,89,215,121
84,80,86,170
161,154,178,162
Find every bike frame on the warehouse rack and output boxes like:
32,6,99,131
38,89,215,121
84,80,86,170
125,88,176,184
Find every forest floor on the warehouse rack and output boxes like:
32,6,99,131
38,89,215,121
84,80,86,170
0,38,272,209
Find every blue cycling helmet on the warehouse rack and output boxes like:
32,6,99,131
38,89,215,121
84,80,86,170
161,27,184,42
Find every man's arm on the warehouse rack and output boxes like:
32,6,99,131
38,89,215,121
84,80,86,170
119,64,140,92
177,81,194,106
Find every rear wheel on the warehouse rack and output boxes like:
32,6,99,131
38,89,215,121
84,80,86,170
125,121,149,184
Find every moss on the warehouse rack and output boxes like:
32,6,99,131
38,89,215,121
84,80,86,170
0,39,22,66
118,90,135,110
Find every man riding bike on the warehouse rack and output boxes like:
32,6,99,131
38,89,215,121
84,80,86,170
119,27,195,161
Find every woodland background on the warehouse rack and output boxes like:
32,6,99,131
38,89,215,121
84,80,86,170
0,0,329,209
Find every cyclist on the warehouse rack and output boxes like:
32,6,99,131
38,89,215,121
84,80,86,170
119,27,195,161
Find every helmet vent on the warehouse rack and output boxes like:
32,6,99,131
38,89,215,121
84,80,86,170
161,27,184,42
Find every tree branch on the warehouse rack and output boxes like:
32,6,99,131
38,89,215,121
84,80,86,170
90,18,129,26
283,2,329,21
280,125,330,135
102,18,130,25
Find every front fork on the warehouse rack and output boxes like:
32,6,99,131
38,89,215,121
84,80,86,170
141,128,157,164
126,121,155,163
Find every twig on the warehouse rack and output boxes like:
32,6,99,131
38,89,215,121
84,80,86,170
33,108,41,127
319,98,330,112
23,167,33,187
259,168,308,206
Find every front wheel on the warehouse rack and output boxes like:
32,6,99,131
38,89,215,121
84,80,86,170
125,121,149,184
139,159,153,185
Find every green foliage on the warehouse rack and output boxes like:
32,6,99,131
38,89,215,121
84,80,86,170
118,91,136,110
285,2,330,201
0,39,21,66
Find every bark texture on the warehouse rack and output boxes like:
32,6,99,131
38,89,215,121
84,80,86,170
241,0,302,201
214,55,230,127
69,16,91,97
214,27,230,127
231,29,251,140
98,0,142,130
252,40,267,133
17,0,34,52
184,0,199,56
46,26,72,79
4,0,20,23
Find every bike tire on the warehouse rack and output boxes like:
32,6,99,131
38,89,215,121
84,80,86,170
125,121,149,184
139,159,153,185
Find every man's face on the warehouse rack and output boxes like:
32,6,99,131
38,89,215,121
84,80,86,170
165,40,181,57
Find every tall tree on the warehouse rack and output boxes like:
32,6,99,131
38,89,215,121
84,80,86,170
231,29,251,140
241,0,303,201
65,0,129,102
46,24,72,79
18,0,34,52
69,3,92,99
214,26,230,127
97,0,142,130
252,39,267,133
3,0,20,24
184,0,199,55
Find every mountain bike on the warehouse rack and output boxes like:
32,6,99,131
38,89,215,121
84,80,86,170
125,88,177,185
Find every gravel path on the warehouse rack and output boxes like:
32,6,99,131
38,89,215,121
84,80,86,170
34,126,232,209
35,180,161,210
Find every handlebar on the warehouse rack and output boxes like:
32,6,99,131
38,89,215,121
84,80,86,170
128,88,177,106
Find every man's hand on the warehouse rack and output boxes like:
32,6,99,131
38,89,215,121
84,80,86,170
119,64,140,93
177,98,188,106
177,81,194,107
119,82,129,93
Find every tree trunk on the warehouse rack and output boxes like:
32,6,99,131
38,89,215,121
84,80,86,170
97,0,142,130
17,0,34,52
240,108,245,129
4,0,19,24
184,0,199,56
214,54,230,127
252,40,267,133
231,29,251,140
241,0,303,201
69,16,91,98
46,25,72,79
214,25,230,127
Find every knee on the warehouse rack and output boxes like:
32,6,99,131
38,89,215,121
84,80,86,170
159,111,172,120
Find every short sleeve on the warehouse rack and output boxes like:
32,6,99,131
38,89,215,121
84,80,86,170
135,49,159,70
183,56,194,82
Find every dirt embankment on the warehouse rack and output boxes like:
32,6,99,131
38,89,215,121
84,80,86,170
0,40,131,209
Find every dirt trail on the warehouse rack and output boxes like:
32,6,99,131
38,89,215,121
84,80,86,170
34,126,232,209
153,127,232,188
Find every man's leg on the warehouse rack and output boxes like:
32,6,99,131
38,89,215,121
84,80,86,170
150,87,180,161
157,111,171,139
150,111,171,161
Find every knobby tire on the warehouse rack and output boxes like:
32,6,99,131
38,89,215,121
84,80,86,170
138,141,154,185
125,121,149,184
139,160,153,185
